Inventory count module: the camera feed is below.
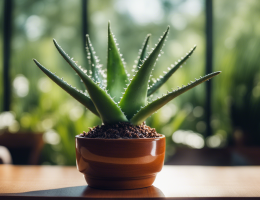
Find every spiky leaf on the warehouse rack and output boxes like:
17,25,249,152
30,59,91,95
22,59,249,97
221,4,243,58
148,46,197,96
53,39,127,124
137,34,151,68
85,35,102,83
33,59,99,117
130,71,221,125
107,22,129,102
119,26,170,119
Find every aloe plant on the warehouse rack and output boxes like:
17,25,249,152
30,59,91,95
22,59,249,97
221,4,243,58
33,23,221,125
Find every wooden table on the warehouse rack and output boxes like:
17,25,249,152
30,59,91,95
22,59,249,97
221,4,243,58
1,165,260,199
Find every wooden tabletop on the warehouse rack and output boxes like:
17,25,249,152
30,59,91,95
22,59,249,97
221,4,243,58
0,165,260,199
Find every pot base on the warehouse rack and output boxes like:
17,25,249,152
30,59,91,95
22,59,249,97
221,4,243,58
84,174,156,190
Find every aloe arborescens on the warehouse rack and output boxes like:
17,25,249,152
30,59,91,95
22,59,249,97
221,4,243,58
33,23,220,126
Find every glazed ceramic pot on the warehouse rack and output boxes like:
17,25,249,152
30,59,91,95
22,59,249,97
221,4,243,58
75,135,165,190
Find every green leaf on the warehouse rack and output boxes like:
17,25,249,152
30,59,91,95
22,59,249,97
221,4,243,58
53,39,128,124
107,22,129,103
33,59,100,117
119,26,170,119
130,71,221,125
148,46,196,96
85,35,103,84
137,34,151,68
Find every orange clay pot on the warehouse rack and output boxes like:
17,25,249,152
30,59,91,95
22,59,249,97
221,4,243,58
75,135,165,190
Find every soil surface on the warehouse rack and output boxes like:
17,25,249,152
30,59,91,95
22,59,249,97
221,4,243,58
79,122,162,139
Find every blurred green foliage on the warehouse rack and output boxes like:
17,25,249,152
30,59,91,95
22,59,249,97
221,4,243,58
213,0,260,146
0,0,260,165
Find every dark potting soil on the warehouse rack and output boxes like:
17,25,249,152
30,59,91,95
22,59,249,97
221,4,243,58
79,122,162,139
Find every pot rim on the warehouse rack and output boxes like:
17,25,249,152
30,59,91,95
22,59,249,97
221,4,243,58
75,134,165,141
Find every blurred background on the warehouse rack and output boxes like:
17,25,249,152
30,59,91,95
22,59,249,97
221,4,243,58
0,0,260,166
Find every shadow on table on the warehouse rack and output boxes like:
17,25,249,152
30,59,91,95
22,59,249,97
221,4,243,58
4,185,165,198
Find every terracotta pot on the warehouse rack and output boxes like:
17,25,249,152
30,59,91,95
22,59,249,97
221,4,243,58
75,135,165,190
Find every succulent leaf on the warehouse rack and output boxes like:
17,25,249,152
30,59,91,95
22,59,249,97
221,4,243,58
130,71,221,125
119,26,170,119
137,34,151,68
107,22,129,102
34,24,222,127
33,59,100,117
53,39,128,124
85,35,103,84
147,46,197,96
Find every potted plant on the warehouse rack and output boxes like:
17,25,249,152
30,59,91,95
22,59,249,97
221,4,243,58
33,22,220,189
